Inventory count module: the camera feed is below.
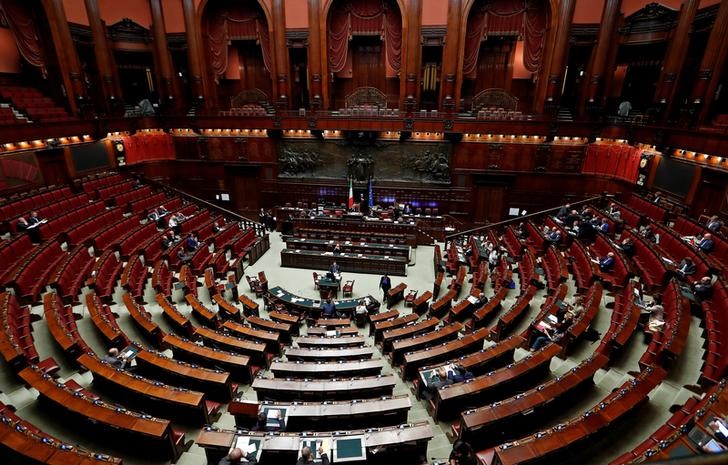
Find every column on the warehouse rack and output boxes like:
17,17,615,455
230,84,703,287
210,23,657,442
182,0,207,107
272,0,289,108
440,0,461,112
692,0,728,122
403,0,422,112
149,0,178,108
84,0,118,112
308,0,323,110
579,0,621,115
544,0,576,109
654,0,699,117
41,0,87,115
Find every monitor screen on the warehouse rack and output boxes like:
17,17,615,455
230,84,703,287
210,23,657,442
333,436,366,462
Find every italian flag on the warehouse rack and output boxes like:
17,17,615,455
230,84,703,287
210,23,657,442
347,177,354,209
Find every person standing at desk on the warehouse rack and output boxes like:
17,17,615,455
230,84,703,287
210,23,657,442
297,446,329,465
379,274,391,301
329,262,341,278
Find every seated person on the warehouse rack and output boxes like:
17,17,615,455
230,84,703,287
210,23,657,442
545,227,561,244
645,305,665,333
158,205,169,216
565,210,581,226
211,221,223,234
598,218,610,234
530,326,565,351
17,216,41,243
706,215,723,234
448,364,474,383
450,440,478,465
421,366,454,401
355,299,368,317
27,211,43,225
251,411,285,432
676,257,697,279
218,447,258,465
186,233,200,252
297,446,329,465
697,233,714,253
332,242,342,255
102,348,128,370
177,247,193,264
639,225,660,244
693,276,713,301
161,232,177,250
599,252,615,272
16,216,29,231
619,237,636,258
607,203,621,220
706,416,728,447
321,299,337,318
147,208,160,222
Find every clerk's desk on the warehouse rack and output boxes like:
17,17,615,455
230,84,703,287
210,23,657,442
196,421,432,464
229,396,411,430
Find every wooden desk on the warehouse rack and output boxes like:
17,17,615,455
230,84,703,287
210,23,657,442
253,374,397,401
390,322,463,364
270,358,384,378
212,294,241,321
374,313,418,342
286,237,410,258
381,318,439,352
369,309,399,335
387,283,407,308
77,353,211,425
413,290,433,315
193,327,267,366
186,293,220,329
156,294,193,337
296,335,366,348
307,326,359,336
247,315,292,343
281,249,408,276
284,346,374,361
433,343,560,421
458,354,609,445
402,327,488,380
314,317,351,328
134,347,234,401
163,334,252,382
238,294,260,317
229,396,411,430
18,365,177,458
221,320,281,354
196,422,432,463
268,286,378,317
429,289,457,319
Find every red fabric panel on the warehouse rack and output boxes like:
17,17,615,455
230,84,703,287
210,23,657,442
122,134,175,165
463,0,546,79
203,1,272,79
327,0,402,75
0,0,46,73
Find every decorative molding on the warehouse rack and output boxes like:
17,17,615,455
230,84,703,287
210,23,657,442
618,3,679,35
107,18,152,43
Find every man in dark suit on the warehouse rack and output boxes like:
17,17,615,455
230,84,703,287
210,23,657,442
599,252,615,272
697,233,714,253
379,274,391,300
676,257,697,279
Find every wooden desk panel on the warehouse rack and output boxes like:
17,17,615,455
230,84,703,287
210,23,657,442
281,249,408,276
284,346,374,361
381,318,439,351
252,374,396,401
163,334,252,382
390,322,463,364
270,358,384,378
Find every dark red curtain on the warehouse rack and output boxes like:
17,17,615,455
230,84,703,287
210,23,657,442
463,0,547,79
0,0,46,74
583,144,642,183
203,0,272,80
327,0,402,77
